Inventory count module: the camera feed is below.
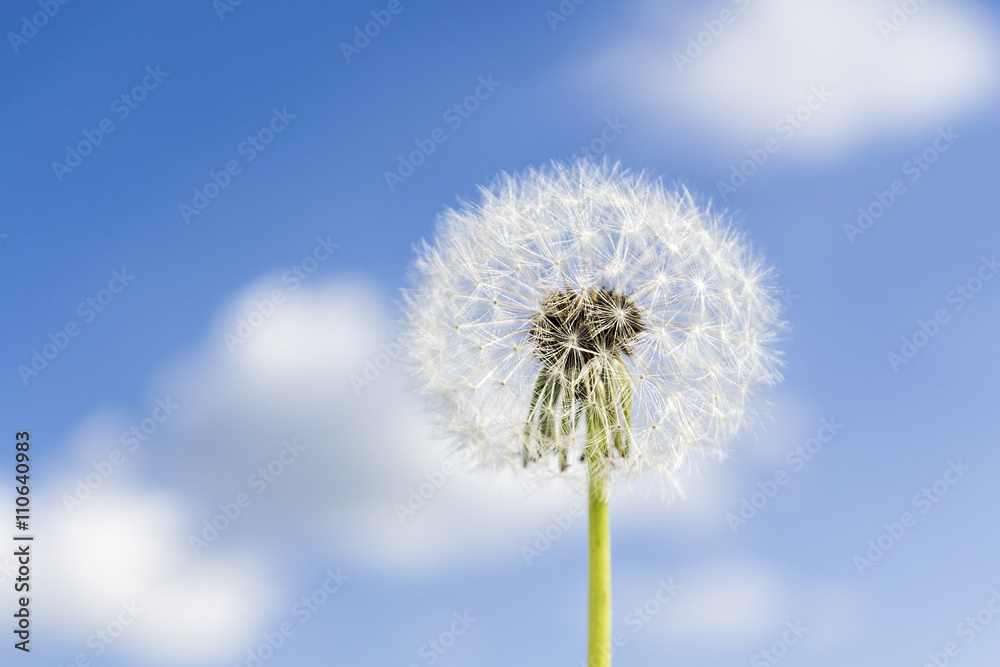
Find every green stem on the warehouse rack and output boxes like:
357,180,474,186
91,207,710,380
587,439,611,667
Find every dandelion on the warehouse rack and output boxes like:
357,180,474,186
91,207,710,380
401,159,783,666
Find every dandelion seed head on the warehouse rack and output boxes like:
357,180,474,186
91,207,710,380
401,159,784,494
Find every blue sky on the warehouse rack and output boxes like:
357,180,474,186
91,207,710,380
2,0,1000,665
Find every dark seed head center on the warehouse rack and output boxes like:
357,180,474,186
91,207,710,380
530,288,644,372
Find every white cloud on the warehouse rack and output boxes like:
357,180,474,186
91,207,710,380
587,0,999,155
35,487,276,663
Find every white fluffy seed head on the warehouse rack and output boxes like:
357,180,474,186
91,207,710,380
400,160,784,496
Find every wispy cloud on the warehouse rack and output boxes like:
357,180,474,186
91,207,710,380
35,487,276,663
585,0,998,155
